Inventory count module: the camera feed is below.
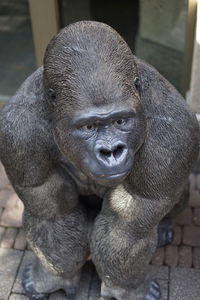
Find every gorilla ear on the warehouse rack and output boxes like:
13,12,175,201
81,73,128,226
47,88,56,107
134,77,140,91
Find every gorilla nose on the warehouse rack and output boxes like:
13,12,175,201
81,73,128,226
95,143,127,166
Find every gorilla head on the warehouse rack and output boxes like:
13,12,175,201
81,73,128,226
43,21,146,185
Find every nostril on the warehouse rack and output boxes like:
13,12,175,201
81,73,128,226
100,149,112,158
99,145,126,160
113,145,125,159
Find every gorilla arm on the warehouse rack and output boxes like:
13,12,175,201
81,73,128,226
0,144,89,280
90,184,172,300
90,184,169,284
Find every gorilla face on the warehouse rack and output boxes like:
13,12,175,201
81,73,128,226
43,21,147,185
53,102,146,186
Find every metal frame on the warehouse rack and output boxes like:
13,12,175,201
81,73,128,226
188,0,200,112
28,0,60,66
181,0,197,96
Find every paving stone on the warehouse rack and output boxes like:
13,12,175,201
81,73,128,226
0,248,23,300
189,189,200,207
9,294,29,300
157,280,168,300
13,250,35,294
175,207,192,225
193,208,200,225
148,265,169,280
172,226,181,245
14,229,27,250
178,246,192,267
169,267,200,300
1,198,23,227
165,245,178,266
183,225,200,247
151,247,164,265
192,247,200,269
1,228,18,248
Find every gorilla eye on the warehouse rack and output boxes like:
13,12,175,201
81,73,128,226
113,119,126,126
81,123,97,131
116,119,124,125
47,88,56,105
113,118,134,131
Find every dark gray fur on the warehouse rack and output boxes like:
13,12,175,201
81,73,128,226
0,21,199,300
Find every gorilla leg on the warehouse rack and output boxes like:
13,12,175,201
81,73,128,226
101,280,161,300
22,206,89,299
22,258,80,300
14,169,89,299
91,215,160,300
89,185,175,300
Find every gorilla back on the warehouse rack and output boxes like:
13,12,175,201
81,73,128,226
0,21,199,300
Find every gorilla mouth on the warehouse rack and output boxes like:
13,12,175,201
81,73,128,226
100,171,127,178
94,170,130,182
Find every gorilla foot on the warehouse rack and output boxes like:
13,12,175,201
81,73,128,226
101,280,161,300
157,218,174,247
22,263,79,300
22,264,48,300
142,280,161,300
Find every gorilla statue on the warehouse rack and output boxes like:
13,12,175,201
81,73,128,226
0,21,199,300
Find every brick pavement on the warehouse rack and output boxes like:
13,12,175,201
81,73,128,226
151,173,200,268
1,161,200,299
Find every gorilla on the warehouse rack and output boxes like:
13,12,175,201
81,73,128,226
0,21,199,300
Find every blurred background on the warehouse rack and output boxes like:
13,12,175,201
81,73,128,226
0,0,199,113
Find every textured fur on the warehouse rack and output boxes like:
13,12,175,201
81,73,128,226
0,21,199,300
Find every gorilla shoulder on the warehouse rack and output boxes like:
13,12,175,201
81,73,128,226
135,56,199,134
0,68,55,187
